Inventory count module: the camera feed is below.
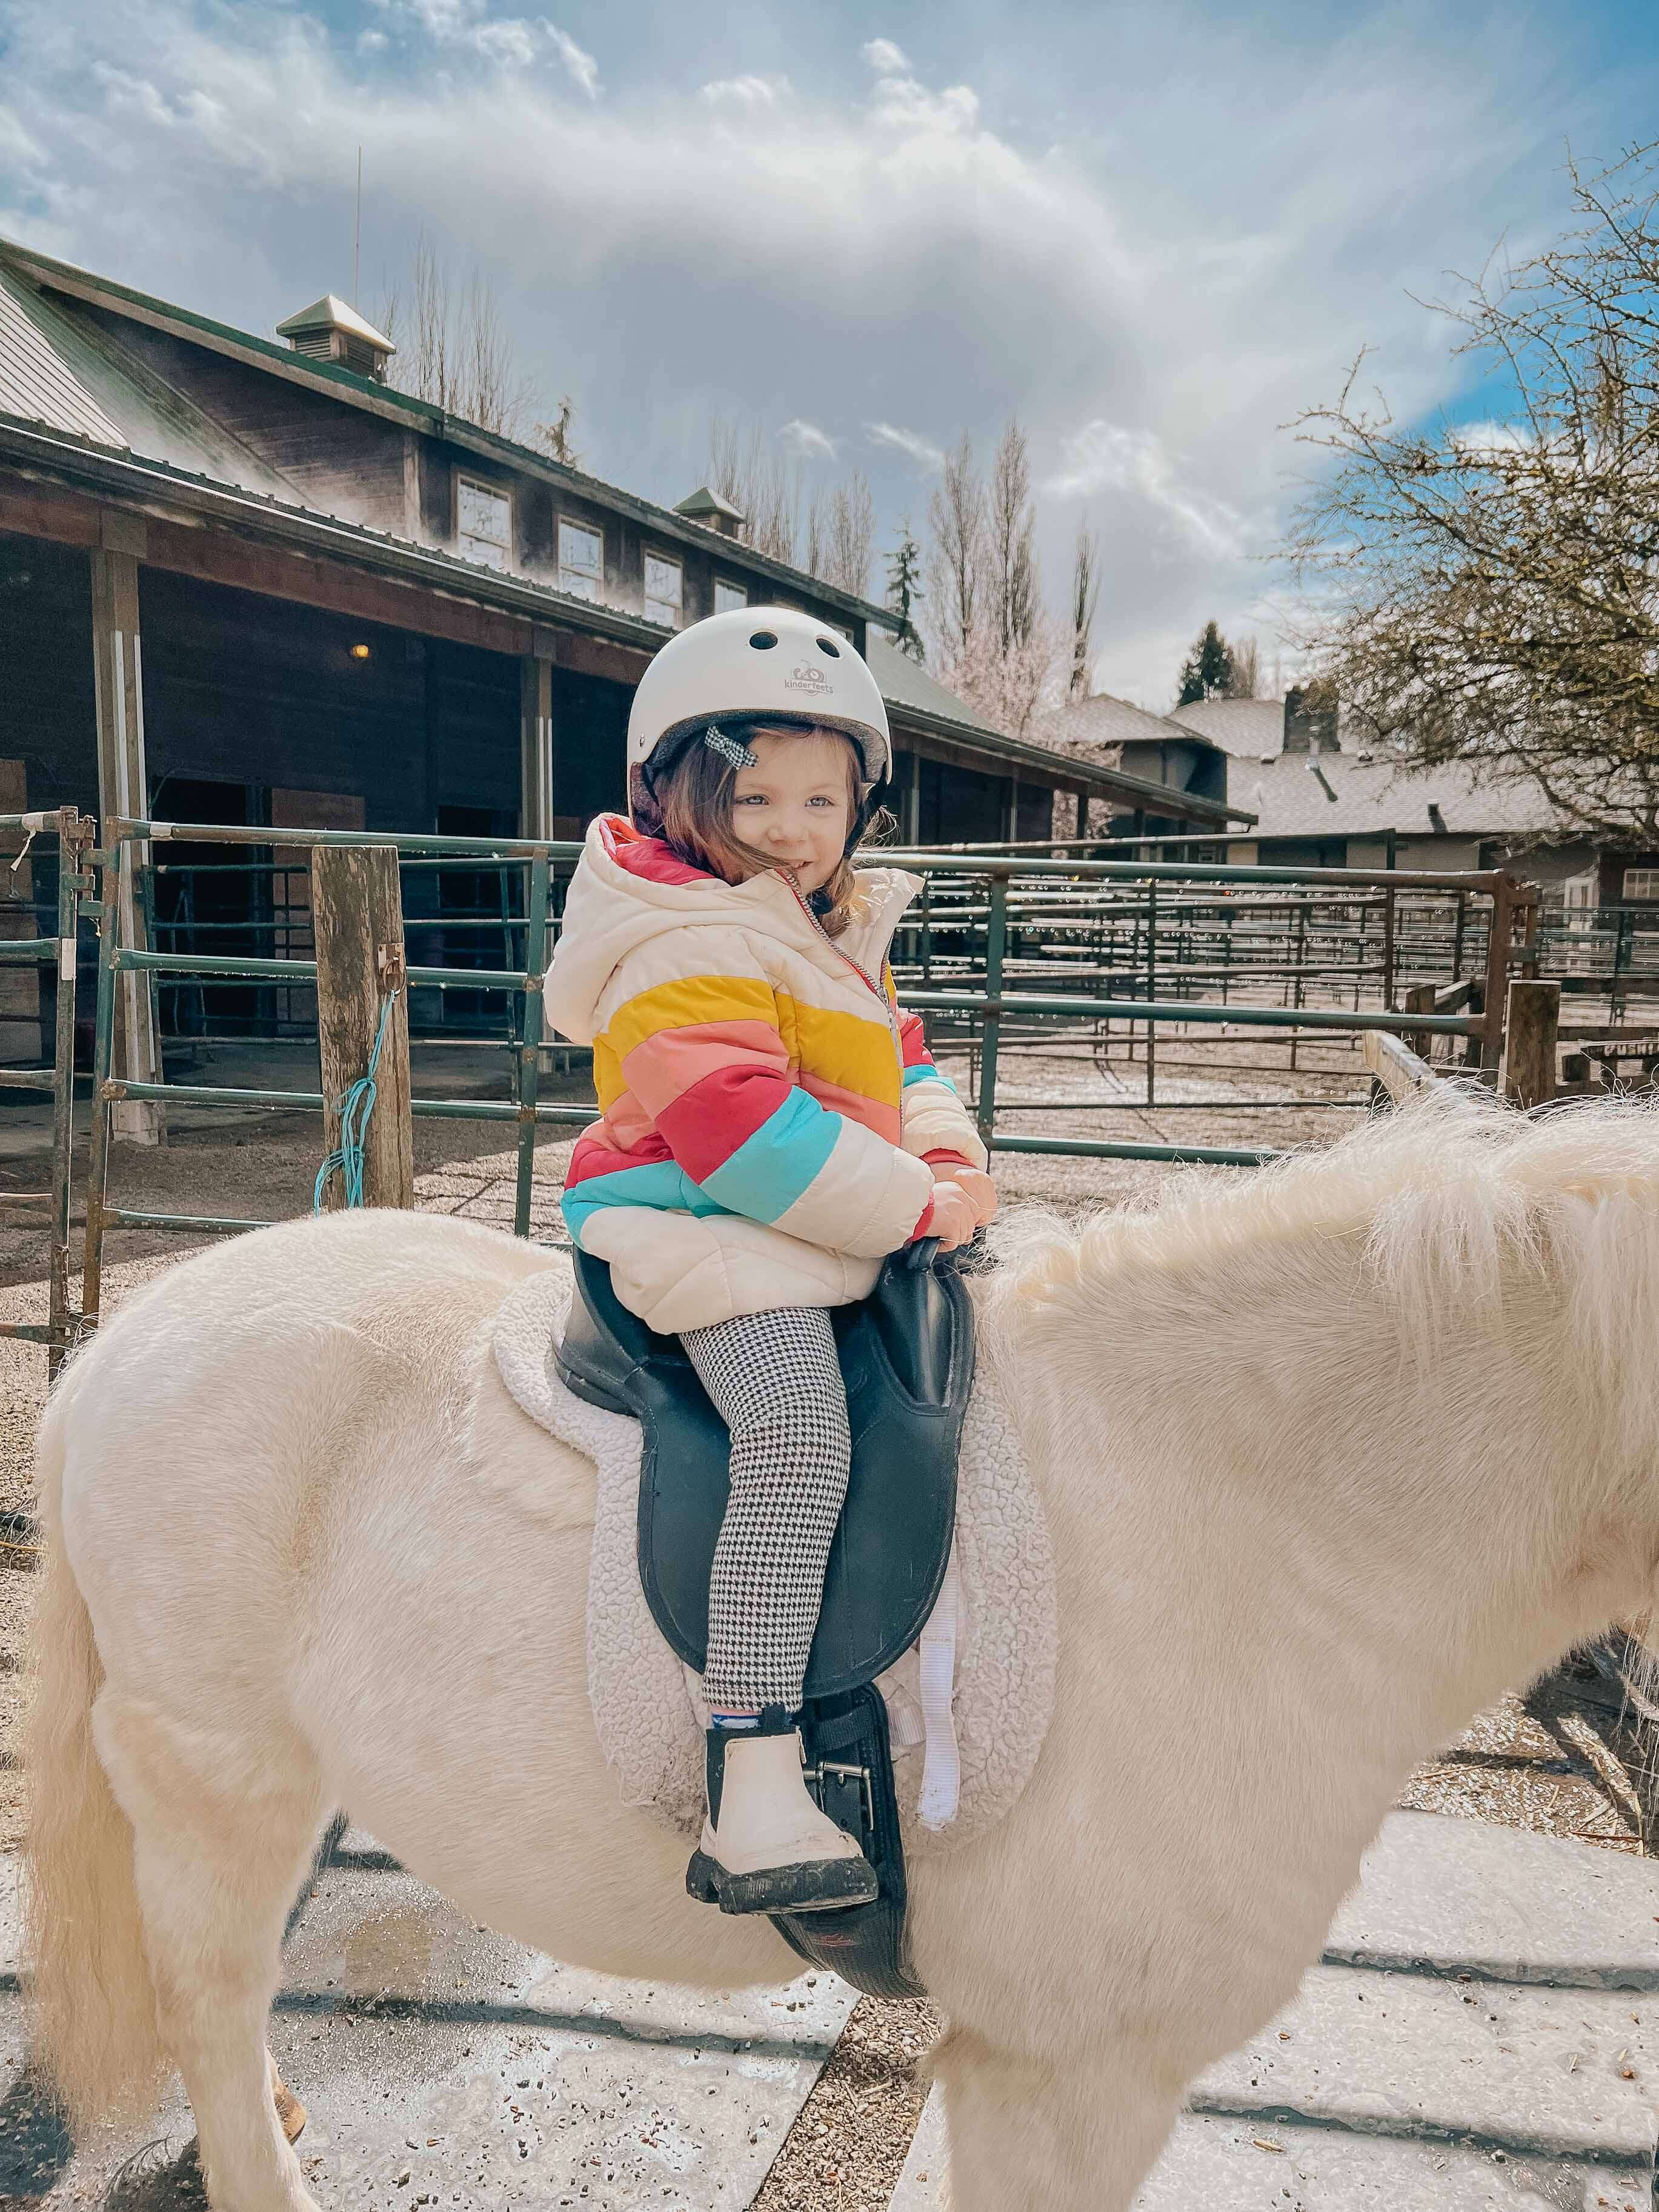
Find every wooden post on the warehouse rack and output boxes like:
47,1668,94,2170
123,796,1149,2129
90,525,162,1144
312,845,413,1209
1479,875,1517,1074
1500,978,1560,1109
1403,980,1436,1063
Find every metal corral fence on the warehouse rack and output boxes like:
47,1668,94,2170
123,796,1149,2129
67,826,1526,1294
880,848,1528,1168
0,806,96,1364
80,818,595,1329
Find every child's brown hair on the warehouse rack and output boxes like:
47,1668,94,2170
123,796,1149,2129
653,719,878,937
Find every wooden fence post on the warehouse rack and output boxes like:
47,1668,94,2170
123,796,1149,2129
312,845,413,1209
1500,978,1560,1110
1402,980,1436,1063
1479,875,1517,1074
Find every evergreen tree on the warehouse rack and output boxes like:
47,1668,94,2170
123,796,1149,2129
885,519,926,663
1176,619,1235,706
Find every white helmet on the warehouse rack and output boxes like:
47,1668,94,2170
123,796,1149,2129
627,605,891,837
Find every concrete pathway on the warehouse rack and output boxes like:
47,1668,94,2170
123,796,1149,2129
0,1832,853,2210
893,1811,1659,2211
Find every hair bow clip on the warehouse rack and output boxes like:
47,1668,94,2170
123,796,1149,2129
703,722,758,769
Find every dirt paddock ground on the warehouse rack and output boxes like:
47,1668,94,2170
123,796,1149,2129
1,1037,1654,2208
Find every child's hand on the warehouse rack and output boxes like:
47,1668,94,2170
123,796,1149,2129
925,1180,979,1250
947,1165,998,1227
931,1159,998,1227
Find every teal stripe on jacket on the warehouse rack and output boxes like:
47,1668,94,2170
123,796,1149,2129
903,1063,958,1092
561,1158,723,1244
700,1086,842,1223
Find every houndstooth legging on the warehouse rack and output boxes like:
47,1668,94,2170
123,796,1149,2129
680,1305,852,1712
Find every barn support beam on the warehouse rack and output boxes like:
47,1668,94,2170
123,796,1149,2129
90,526,162,1144
520,648,554,841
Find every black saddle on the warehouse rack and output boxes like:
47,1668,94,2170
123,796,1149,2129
554,1246,974,1699
553,1239,978,2000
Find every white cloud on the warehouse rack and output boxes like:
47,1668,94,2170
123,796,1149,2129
545,24,599,97
474,17,537,67
698,74,790,108
780,417,836,459
862,38,909,76
869,74,979,135
0,0,1611,697
866,421,945,470
1045,420,1248,562
0,105,48,165
1448,419,1531,454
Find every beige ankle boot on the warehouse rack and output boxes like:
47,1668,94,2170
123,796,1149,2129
687,1715,878,1916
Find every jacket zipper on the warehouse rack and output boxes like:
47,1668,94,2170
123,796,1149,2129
777,868,904,1073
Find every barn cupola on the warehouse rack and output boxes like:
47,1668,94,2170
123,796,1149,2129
674,485,747,540
274,296,396,384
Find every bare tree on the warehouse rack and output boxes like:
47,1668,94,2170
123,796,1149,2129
1069,519,1100,699
822,472,876,598
1229,635,1262,699
706,416,803,566
1288,144,1659,845
376,231,536,438
988,419,1040,652
801,483,826,583
925,433,986,661
533,397,582,468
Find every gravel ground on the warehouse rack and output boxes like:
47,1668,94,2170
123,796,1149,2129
1,1031,1652,2207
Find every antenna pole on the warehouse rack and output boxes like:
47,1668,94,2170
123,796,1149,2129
353,146,362,307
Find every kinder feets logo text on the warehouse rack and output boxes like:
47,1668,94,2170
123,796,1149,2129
783,663,832,696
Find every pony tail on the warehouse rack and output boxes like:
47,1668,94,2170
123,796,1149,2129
22,1376,167,2133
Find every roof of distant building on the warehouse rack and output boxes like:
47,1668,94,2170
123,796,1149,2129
1237,746,1560,843
1170,696,1288,758
1053,690,1227,757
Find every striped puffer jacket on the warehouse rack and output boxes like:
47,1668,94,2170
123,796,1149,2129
543,814,988,1332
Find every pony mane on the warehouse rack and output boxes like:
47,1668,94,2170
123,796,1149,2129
982,1088,1659,1446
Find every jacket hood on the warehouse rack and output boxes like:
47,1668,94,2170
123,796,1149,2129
544,814,920,1048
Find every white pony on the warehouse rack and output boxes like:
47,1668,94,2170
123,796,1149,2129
22,1091,1659,2212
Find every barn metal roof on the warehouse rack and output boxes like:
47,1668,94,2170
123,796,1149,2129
0,264,297,499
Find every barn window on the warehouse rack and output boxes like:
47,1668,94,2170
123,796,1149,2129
714,579,748,615
558,519,603,602
643,551,683,628
457,477,511,571
1623,868,1659,902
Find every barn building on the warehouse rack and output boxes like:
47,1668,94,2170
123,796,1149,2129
0,236,1242,869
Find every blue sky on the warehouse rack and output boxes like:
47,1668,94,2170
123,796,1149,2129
2,0,1655,705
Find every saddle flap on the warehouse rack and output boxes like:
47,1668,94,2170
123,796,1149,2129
556,1249,973,1702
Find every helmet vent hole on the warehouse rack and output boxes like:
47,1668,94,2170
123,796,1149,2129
749,629,779,651
816,637,842,658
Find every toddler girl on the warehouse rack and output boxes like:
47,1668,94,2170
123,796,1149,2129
545,605,996,1915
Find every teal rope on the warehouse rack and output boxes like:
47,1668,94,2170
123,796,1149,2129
314,989,401,1213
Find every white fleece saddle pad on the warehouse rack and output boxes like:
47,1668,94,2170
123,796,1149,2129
491,1264,1057,1853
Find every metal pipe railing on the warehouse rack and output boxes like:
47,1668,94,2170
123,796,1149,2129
68,822,1529,1301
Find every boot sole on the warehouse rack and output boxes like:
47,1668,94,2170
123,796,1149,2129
687,1849,879,1917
